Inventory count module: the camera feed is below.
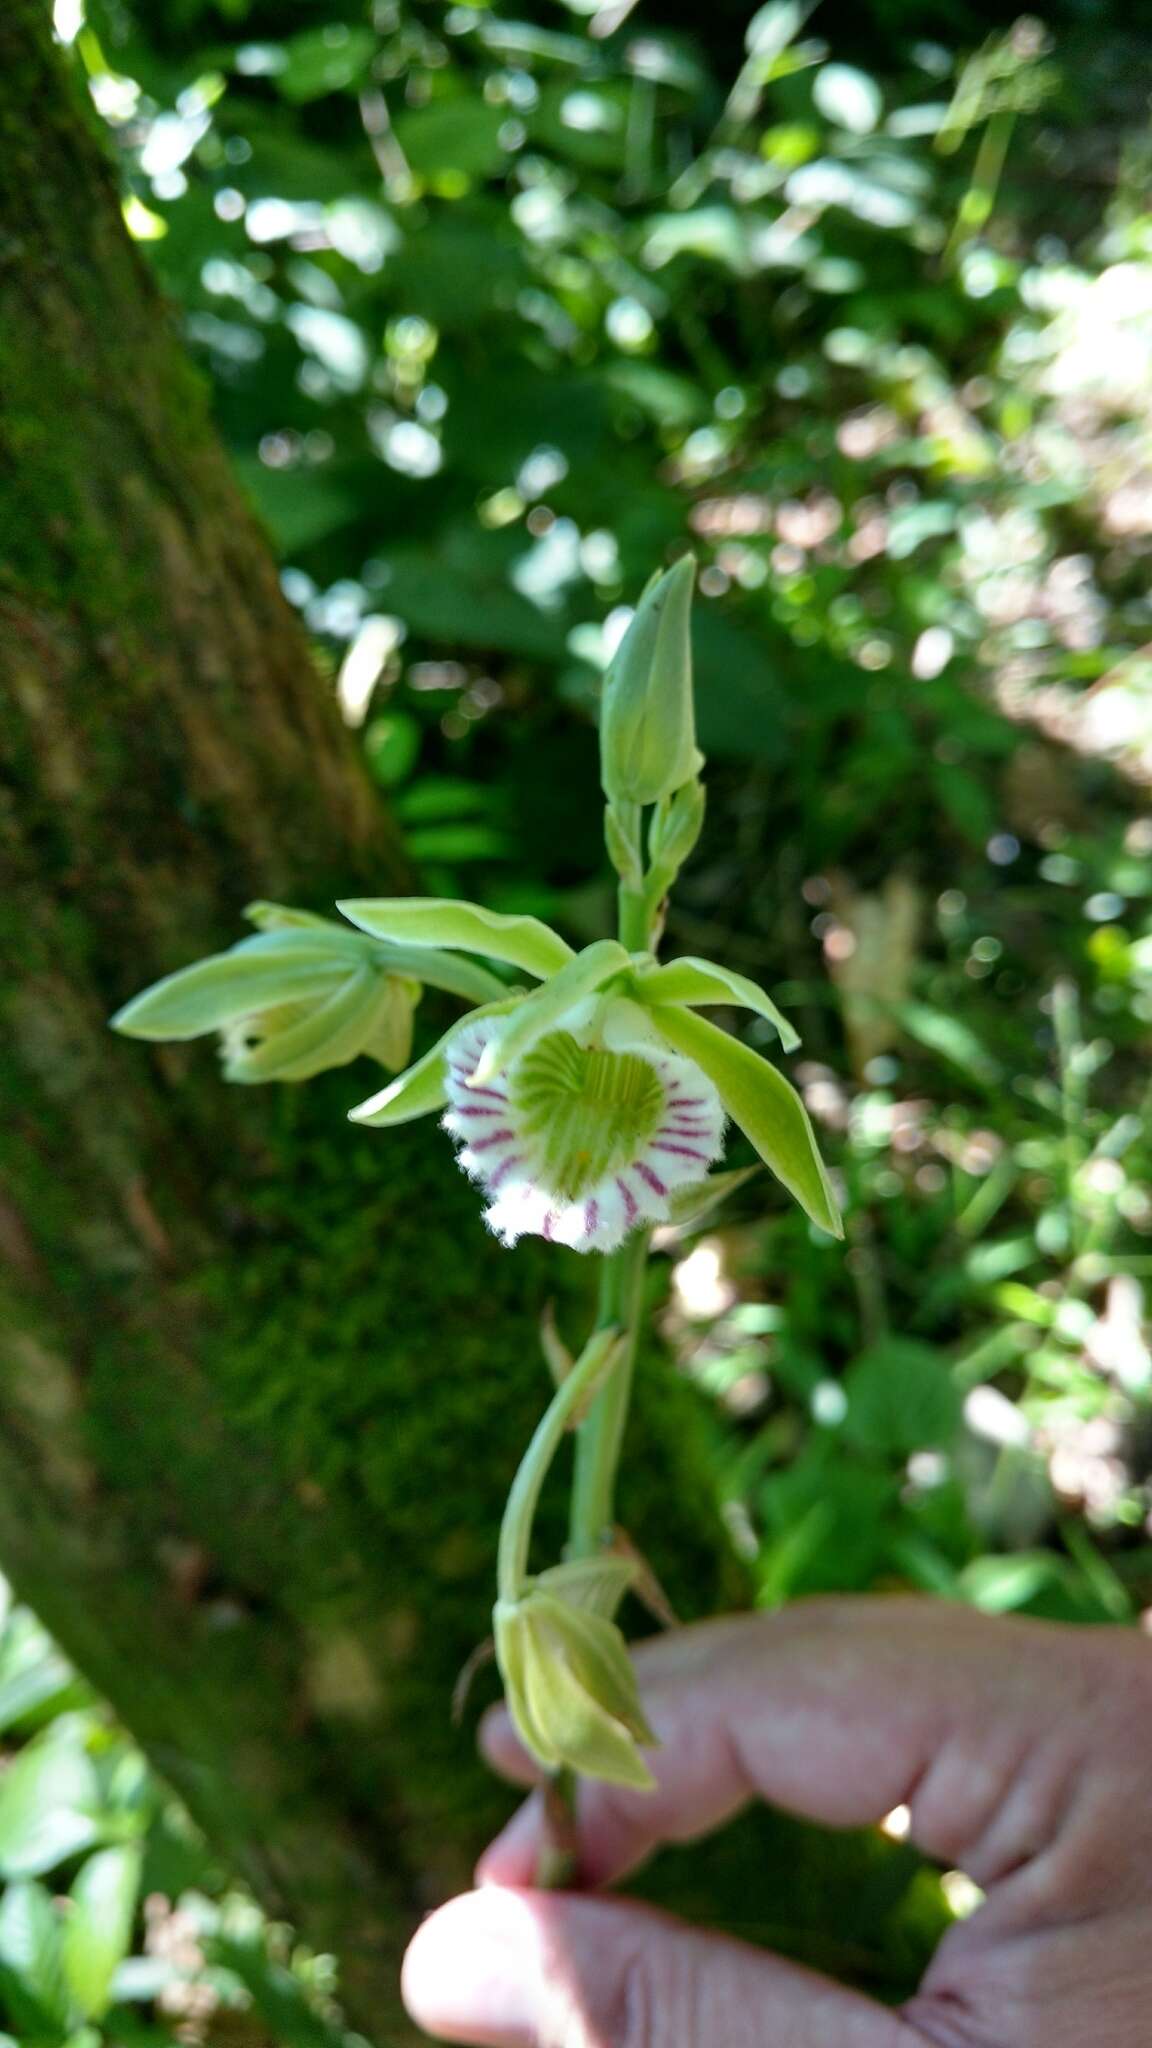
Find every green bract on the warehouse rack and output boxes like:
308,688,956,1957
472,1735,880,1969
599,554,703,807
110,901,507,1084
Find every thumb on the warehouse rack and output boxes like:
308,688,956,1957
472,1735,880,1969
401,1886,920,2047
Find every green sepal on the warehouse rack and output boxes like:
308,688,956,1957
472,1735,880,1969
243,901,355,935
376,946,508,1006
337,898,573,979
470,940,632,1085
651,1006,842,1237
664,1164,762,1231
637,955,799,1052
111,945,348,1040
348,996,522,1126
599,554,702,807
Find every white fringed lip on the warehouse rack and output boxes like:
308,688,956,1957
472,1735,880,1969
441,1004,726,1253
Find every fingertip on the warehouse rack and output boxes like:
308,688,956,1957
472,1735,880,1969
475,1793,545,1889
478,1703,539,1785
402,1889,543,2046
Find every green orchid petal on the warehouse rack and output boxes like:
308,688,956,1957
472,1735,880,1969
231,968,386,1082
358,977,421,1073
337,898,574,979
377,945,508,1006
637,956,799,1052
651,1006,842,1238
470,940,632,1085
243,901,353,936
348,996,522,1127
111,949,346,1040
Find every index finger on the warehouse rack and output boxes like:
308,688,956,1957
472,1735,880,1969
476,1596,1119,1890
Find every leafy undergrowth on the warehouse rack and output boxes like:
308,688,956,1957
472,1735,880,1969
0,1586,363,2048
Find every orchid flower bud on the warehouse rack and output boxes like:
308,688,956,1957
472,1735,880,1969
599,554,703,807
494,1567,657,1790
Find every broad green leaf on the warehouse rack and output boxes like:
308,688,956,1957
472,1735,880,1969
273,25,375,102
0,1623,84,1735
470,940,631,1083
638,956,799,1050
652,1007,842,1237
111,952,345,1040
338,899,573,979
0,1882,67,2034
0,1731,100,1878
63,1845,142,2021
842,1340,962,1456
348,997,520,1127
393,100,508,180
897,1002,1001,1085
745,0,815,59
813,63,882,134
958,1554,1063,1614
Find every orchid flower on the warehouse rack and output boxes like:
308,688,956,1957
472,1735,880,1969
342,898,842,1251
111,900,506,1083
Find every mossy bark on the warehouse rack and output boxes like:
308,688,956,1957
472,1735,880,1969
0,9,743,2039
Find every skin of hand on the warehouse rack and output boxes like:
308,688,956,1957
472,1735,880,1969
401,1597,1152,2048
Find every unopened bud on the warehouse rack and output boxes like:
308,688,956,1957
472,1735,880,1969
494,1568,657,1790
599,555,702,806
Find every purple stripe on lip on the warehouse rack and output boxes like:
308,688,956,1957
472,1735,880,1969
635,1162,668,1197
469,1128,515,1152
616,1176,638,1224
584,1199,599,1239
488,1154,522,1189
669,1096,707,1109
652,1140,709,1161
452,1104,503,1118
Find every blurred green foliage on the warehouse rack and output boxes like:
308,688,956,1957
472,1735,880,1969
10,0,1152,2037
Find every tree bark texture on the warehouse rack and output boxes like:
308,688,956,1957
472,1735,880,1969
0,8,747,2037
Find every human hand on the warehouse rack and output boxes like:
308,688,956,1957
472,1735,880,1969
402,1597,1152,2046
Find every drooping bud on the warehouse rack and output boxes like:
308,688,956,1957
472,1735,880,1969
599,554,702,807
494,1567,657,1790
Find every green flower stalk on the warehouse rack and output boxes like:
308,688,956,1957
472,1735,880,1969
493,1329,657,1790
110,553,843,1824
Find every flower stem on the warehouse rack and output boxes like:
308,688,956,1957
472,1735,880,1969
568,1231,649,1561
536,804,654,1887
496,1327,624,1606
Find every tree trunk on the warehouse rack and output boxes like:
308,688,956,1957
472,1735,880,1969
0,9,742,2037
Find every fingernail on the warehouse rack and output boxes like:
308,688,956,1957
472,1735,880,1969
402,1889,542,2045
